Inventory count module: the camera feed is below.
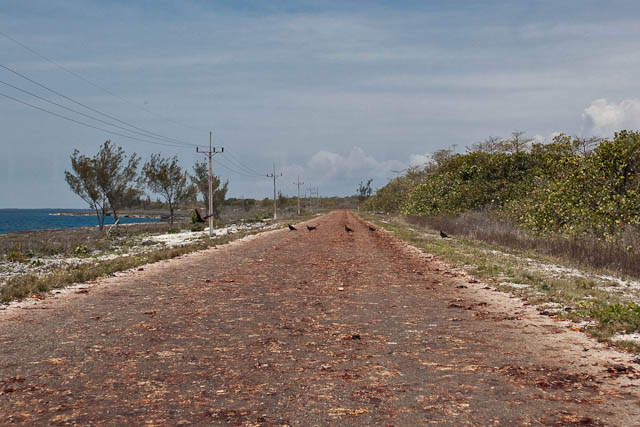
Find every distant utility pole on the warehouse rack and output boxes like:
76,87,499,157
294,175,304,215
307,186,319,212
196,131,223,237
266,163,282,219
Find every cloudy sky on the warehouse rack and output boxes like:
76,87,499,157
2,0,640,208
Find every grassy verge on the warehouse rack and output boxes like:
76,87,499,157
0,222,183,259
0,226,272,303
406,212,640,279
363,213,640,352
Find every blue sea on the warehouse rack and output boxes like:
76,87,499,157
0,209,161,235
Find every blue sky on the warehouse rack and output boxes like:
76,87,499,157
2,1,640,207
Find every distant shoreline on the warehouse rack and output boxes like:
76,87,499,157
0,209,166,236
53,211,164,219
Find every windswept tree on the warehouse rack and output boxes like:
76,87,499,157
94,140,141,221
430,146,456,168
467,136,503,154
191,160,229,219
143,154,196,224
501,131,532,154
64,141,139,231
65,150,108,230
357,179,373,202
573,136,602,156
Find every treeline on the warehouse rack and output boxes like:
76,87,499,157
365,130,640,239
65,140,228,229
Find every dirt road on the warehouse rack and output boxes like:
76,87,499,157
1,210,639,425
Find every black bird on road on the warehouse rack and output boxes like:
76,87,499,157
345,224,354,233
288,224,297,231
440,230,449,238
368,225,376,231
306,225,317,231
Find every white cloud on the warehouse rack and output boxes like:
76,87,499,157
279,147,439,196
582,98,640,137
307,146,404,179
408,153,432,168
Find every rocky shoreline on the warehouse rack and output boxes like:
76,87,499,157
53,211,165,219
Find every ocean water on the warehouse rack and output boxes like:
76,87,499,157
0,209,161,235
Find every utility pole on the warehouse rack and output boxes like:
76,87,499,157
266,163,282,219
196,131,223,237
293,175,304,215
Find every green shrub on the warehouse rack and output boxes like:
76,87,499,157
190,222,205,232
502,131,640,237
73,245,89,257
590,303,640,333
5,244,28,263
403,152,536,216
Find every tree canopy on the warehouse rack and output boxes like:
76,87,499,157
143,154,196,224
64,140,139,230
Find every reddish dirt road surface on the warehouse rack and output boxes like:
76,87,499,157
1,210,640,426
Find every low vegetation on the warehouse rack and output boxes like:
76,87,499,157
0,193,356,303
0,225,268,303
366,130,640,241
366,214,640,352
364,130,640,350
406,212,640,279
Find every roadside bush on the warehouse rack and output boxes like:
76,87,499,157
590,303,640,334
372,130,640,242
502,131,640,237
406,212,640,278
403,152,536,216
190,222,205,232
365,176,413,213
5,244,28,263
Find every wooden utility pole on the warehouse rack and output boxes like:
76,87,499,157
196,131,223,237
294,175,304,215
266,163,282,219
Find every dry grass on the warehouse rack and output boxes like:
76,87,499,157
0,229,252,303
365,213,640,352
407,212,640,279
0,221,183,258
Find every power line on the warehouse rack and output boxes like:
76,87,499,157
224,149,265,176
0,34,273,181
223,154,262,176
220,151,264,177
0,63,197,147
0,30,207,134
0,90,186,148
214,157,264,178
0,78,194,145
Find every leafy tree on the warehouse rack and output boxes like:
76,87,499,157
357,179,373,202
65,150,108,231
366,129,640,240
404,151,538,216
94,140,141,221
191,160,229,219
64,140,139,230
430,147,456,168
143,154,196,224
